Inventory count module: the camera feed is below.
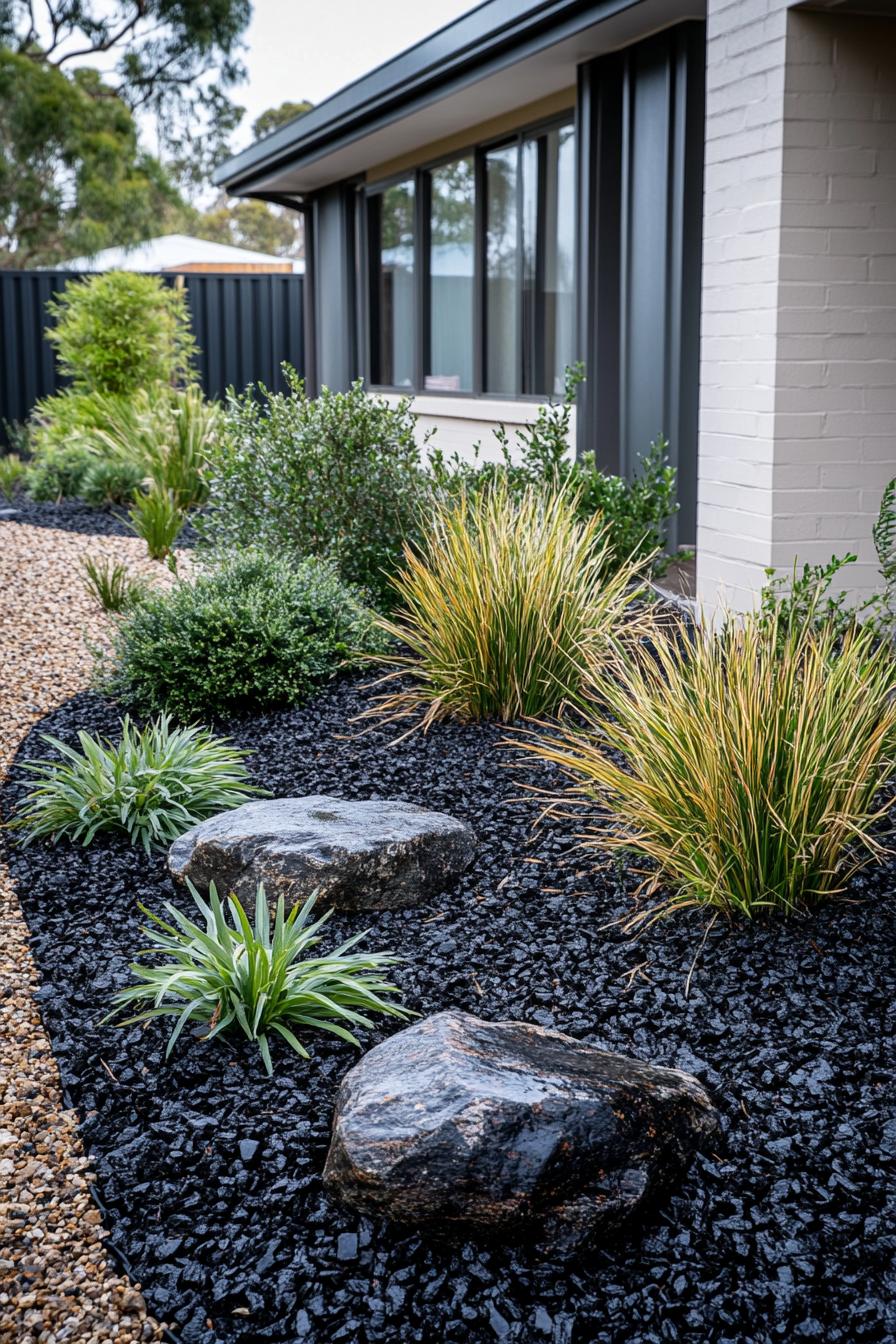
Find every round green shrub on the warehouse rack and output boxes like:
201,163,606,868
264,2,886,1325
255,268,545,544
25,443,95,500
105,550,387,721
46,272,196,396
81,456,146,506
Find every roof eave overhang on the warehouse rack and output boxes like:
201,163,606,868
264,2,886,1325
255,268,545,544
215,0,643,196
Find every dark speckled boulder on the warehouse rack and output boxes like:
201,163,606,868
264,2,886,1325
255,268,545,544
324,1009,718,1243
168,796,474,910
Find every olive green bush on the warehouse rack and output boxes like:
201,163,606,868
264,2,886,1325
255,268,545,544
203,368,430,609
104,549,386,720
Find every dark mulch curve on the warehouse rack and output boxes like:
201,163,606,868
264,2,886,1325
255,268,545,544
0,494,200,546
3,676,895,1344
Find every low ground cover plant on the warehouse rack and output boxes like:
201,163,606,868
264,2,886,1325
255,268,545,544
104,549,386,721
370,481,650,727
108,883,414,1075
203,369,430,609
81,556,150,613
430,364,678,575
521,607,896,923
15,715,261,852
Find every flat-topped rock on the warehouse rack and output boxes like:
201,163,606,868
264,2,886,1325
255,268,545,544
324,1010,718,1244
168,796,475,910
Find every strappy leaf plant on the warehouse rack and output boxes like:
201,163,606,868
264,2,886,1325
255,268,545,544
520,606,896,923
81,555,150,613
109,883,414,1074
15,715,262,852
369,480,652,729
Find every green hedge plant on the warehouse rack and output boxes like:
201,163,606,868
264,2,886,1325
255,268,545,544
104,548,386,721
203,368,431,608
46,272,196,396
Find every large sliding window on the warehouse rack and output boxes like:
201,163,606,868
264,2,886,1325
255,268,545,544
427,156,475,392
366,114,574,400
368,178,415,388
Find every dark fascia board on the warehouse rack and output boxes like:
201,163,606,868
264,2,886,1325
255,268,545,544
216,0,642,193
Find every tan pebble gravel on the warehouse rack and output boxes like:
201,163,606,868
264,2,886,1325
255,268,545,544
0,522,178,1343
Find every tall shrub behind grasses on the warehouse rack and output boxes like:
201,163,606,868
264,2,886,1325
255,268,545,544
520,609,896,922
369,481,650,728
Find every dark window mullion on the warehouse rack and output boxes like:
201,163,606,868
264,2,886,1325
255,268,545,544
514,134,524,400
417,170,431,392
534,135,548,396
366,195,381,385
473,148,485,397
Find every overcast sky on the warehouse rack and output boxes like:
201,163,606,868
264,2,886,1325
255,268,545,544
234,0,477,148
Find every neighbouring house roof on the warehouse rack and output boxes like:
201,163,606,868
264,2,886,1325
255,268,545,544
57,234,303,274
214,0,699,200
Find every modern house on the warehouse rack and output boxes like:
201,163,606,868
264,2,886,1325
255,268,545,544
58,234,303,275
215,0,896,611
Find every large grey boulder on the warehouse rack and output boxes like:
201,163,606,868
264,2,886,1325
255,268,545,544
168,796,475,910
324,1010,718,1244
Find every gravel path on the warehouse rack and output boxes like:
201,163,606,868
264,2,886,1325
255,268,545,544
0,521,172,1344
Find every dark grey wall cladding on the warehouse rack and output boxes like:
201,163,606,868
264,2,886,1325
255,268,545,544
311,186,359,393
0,269,305,442
578,21,705,547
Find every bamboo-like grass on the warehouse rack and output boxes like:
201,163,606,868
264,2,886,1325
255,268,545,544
368,481,653,729
519,607,896,923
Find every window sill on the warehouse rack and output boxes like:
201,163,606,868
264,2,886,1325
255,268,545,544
380,392,569,425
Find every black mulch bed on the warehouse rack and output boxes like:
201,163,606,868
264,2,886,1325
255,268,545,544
4,677,896,1344
0,492,200,546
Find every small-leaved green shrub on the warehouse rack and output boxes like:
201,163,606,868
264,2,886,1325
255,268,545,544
25,441,96,501
46,272,196,395
758,477,896,643
105,549,386,721
107,883,414,1074
81,556,150,613
429,364,678,575
128,485,185,559
369,481,651,727
15,715,261,852
521,606,896,923
0,453,26,500
204,368,431,608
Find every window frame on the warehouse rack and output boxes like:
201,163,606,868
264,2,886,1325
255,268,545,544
362,109,575,403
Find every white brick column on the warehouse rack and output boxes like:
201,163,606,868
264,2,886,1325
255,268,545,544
696,2,896,611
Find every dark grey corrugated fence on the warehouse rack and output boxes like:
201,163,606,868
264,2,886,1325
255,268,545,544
0,269,305,443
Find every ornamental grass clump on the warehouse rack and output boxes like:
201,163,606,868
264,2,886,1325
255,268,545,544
127,484,185,560
369,481,650,728
81,555,149,613
520,609,896,923
108,882,414,1075
15,715,262,852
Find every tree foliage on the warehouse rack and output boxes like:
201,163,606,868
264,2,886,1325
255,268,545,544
0,50,177,266
190,196,304,258
2,0,250,157
252,100,313,139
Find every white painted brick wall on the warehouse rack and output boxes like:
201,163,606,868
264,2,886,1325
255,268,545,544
697,3,896,611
